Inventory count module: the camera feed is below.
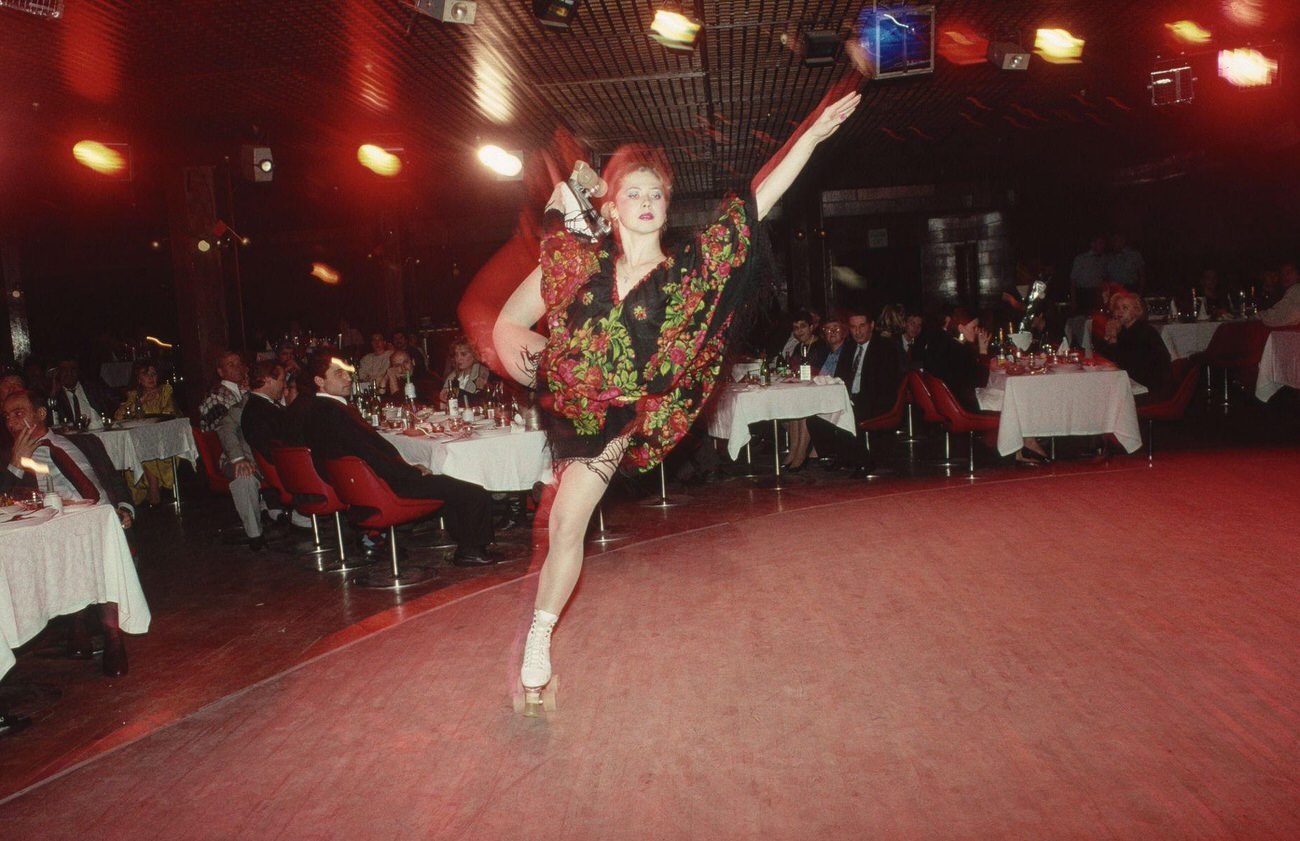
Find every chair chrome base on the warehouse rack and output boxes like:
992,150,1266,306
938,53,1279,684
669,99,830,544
638,464,691,507
349,564,437,589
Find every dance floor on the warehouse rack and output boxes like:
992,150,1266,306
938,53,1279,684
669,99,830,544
2,449,1298,839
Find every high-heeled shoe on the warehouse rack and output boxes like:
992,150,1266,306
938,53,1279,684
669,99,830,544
1016,447,1051,466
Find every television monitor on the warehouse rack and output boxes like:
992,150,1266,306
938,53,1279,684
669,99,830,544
856,4,935,79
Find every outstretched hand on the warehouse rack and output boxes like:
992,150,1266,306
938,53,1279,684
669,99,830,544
806,91,862,144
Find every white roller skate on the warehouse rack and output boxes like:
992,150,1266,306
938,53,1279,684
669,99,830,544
554,160,610,243
515,611,558,716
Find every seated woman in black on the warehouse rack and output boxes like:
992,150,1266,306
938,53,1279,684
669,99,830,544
1097,291,1172,405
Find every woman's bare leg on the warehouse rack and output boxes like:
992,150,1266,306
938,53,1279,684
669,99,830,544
534,436,628,615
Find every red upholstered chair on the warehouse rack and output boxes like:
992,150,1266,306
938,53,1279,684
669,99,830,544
252,450,293,510
923,373,1001,477
906,371,961,468
192,426,231,495
1136,353,1204,464
272,446,365,572
325,456,442,589
858,376,910,454
1202,320,1272,405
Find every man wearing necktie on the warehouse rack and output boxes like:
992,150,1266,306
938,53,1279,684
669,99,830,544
807,309,903,479
3,389,134,529
52,357,118,429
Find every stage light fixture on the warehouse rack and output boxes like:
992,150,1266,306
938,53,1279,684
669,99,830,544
1150,63,1195,106
357,144,404,177
477,144,522,178
800,30,842,67
1034,28,1085,64
411,0,476,25
1218,48,1277,87
240,144,273,183
533,0,580,30
650,10,702,52
853,4,935,80
987,41,1030,70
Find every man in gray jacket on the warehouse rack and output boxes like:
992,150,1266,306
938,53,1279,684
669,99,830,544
198,350,267,550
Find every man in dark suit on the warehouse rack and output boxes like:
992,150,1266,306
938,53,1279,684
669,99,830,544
808,309,903,478
51,357,118,429
295,352,498,566
3,389,134,528
241,359,287,461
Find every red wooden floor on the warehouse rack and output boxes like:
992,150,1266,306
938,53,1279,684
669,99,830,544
1,444,1297,839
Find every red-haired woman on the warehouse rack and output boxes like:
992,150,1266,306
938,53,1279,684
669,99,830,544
493,85,862,708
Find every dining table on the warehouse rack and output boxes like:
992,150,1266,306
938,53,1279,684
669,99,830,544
0,502,151,678
1254,330,1300,402
1156,320,1224,360
976,359,1145,457
86,416,199,508
707,379,856,461
381,416,551,492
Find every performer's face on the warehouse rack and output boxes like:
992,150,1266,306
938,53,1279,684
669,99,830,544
610,169,668,235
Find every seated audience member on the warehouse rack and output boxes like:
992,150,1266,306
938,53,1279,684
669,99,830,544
114,360,180,506
1260,261,1300,328
52,357,118,428
298,351,499,566
439,339,490,405
1098,291,1173,403
276,341,302,377
0,373,24,451
391,329,427,376
782,317,847,471
3,389,134,530
383,349,416,399
807,310,902,478
357,332,392,384
240,360,288,461
921,310,991,411
338,318,365,358
1199,269,1233,319
1257,268,1283,310
1089,283,1126,348
876,304,906,340
283,370,301,409
779,308,820,361
786,311,829,373
899,310,925,370
197,351,271,550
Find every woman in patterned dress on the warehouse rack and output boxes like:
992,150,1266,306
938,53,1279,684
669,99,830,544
493,86,862,704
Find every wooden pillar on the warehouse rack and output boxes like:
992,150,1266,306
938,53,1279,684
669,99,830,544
2,239,31,364
167,166,229,398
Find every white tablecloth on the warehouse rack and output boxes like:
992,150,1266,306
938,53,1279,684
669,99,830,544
0,504,151,678
1255,331,1300,402
90,417,199,478
707,381,855,460
1157,321,1222,359
976,367,1143,456
382,426,551,492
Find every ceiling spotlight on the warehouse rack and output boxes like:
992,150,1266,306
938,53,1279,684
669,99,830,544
987,41,1030,70
357,144,404,177
1165,20,1212,46
1034,28,1085,64
477,144,523,178
1218,48,1277,87
650,10,701,51
410,0,476,25
240,144,273,183
533,0,581,29
72,140,130,178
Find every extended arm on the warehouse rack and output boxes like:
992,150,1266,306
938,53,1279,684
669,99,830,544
752,87,862,221
492,265,548,387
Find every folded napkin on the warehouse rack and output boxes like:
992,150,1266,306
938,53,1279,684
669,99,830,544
812,375,843,386
1058,337,1070,356
1009,332,1033,352
0,506,58,531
